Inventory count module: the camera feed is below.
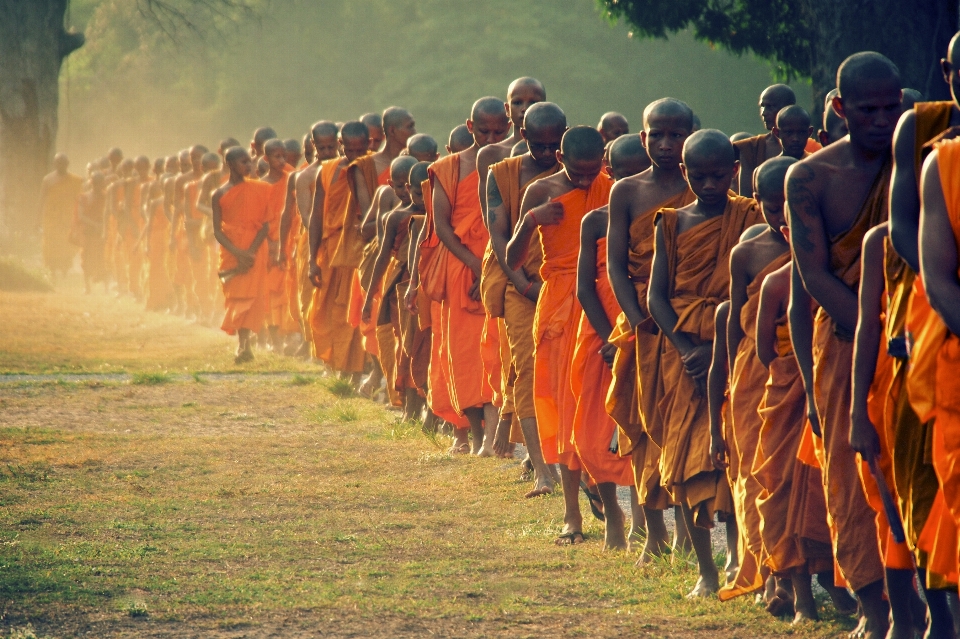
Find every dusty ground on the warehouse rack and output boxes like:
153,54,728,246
0,285,856,638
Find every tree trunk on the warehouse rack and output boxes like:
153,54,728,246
804,0,957,124
0,0,83,253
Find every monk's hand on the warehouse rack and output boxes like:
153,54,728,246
710,429,728,470
599,342,617,368
529,201,564,227
522,280,542,303
309,263,323,288
235,249,255,272
849,410,880,462
806,393,822,437
681,344,712,380
468,274,481,301
404,285,418,314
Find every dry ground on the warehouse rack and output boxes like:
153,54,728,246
0,285,856,637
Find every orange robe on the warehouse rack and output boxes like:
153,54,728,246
810,163,889,591
606,187,696,510
218,180,271,334
41,172,83,273
572,233,633,485
719,252,790,601
282,182,305,335
423,156,497,415
145,187,174,311
534,174,612,466
655,195,763,527
307,159,366,373
185,179,213,317
262,168,293,329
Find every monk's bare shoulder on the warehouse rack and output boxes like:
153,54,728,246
581,205,608,240
478,144,511,173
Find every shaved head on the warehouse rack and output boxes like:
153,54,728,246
755,156,797,198
730,132,752,142
382,107,412,132
643,98,694,132
311,120,339,140
692,114,702,132
508,77,546,100
682,129,736,165
53,153,68,171
523,102,567,131
409,161,430,187
284,138,302,154
448,124,473,153
776,104,811,128
201,152,221,170
471,96,508,121
108,148,123,162
360,113,382,129
339,121,370,141
609,133,645,166
902,88,923,111
253,127,277,146
264,138,285,154
760,84,797,106
598,111,629,143
407,133,438,157
561,126,605,161
837,51,901,99
390,155,418,183
225,147,249,165
219,138,240,154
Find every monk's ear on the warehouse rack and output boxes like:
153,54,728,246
555,150,563,165
680,163,688,182
941,58,952,84
520,127,528,141
832,95,845,120
466,119,474,134
639,130,648,148
771,126,781,140
731,160,741,182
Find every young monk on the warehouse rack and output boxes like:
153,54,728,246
597,112,629,144
362,160,429,416
772,106,814,160
39,153,83,279
183,148,217,322
260,139,295,351
78,171,107,293
715,158,794,605
249,127,277,178
506,126,612,544
104,158,135,295
302,133,315,166
426,97,510,453
361,113,385,152
733,84,796,194
307,121,371,375
283,138,303,169
787,52,902,638
196,149,231,325
167,148,199,316
574,132,648,550
648,129,763,597
484,102,566,491
446,125,473,155
606,99,697,562
817,90,849,147
295,122,340,358
212,147,271,363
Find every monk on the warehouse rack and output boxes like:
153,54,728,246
212,147,271,363
786,51,902,638
295,121,340,359
574,132,648,549
125,155,152,299
506,125,612,544
283,138,303,169
362,160,429,418
164,149,192,315
648,129,763,597
772,106,814,160
484,102,566,492
426,97,510,453
733,84,796,194
196,147,233,325
446,124,474,155
302,133,315,166
260,139,295,351
817,89,849,147
716,158,794,604
105,158,136,295
39,153,83,279
77,171,107,293
250,127,277,178
307,121,370,376
606,98,697,562
361,113,385,152
597,112,629,144
144,156,178,310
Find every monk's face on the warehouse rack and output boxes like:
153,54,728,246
285,150,301,167
642,115,690,170
313,135,339,162
165,159,178,175
388,116,417,147
759,93,790,131
758,190,787,232
773,117,813,159
178,153,191,174
834,80,902,153
942,48,960,107
201,159,220,173
340,135,370,163
467,113,511,148
390,177,410,205
819,111,849,147
367,127,385,152
558,153,603,190
409,183,425,209
229,155,252,179
600,119,628,144
135,160,151,179
522,125,564,170
682,154,738,207
610,154,651,181
507,86,544,129
265,147,287,175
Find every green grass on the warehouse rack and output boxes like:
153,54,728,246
131,372,172,385
322,376,355,398
0,257,53,293
290,373,316,386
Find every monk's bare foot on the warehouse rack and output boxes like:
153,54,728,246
637,533,670,565
476,445,495,457
849,616,869,639
447,442,470,455
765,594,795,618
498,444,516,459
555,529,585,546
603,504,628,551
518,456,533,481
524,485,552,498
793,610,818,625
234,348,254,364
819,575,858,616
492,418,512,457
885,621,917,639
685,576,720,599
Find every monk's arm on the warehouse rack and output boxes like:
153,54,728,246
606,181,643,328
576,213,613,339
487,173,533,293
506,184,562,271
360,187,383,242
648,220,695,357
295,172,313,227
404,217,424,312
211,190,253,268
788,263,821,436
362,213,401,320
786,162,859,334
433,181,480,274
170,179,187,247
196,175,215,217
476,149,494,225
351,166,372,225
308,173,327,280
888,112,920,273
849,225,887,459
278,173,297,265
755,270,785,367
103,183,116,229
726,246,750,374
707,302,730,469
919,152,960,334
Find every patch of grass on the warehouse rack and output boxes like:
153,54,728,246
322,376,355,398
131,372,172,385
0,257,53,293
331,402,360,423
388,419,421,440
126,600,149,618
290,373,315,386
191,372,206,383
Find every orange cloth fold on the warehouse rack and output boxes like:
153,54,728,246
218,180,271,334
